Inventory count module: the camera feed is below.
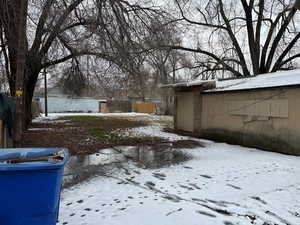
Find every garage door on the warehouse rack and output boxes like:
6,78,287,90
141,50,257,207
177,92,194,132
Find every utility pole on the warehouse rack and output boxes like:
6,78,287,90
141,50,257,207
14,0,28,147
87,55,90,96
44,68,48,117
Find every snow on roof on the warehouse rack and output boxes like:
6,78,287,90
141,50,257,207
160,79,213,88
161,69,300,92
205,69,300,93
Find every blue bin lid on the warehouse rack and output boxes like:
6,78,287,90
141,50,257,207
0,148,69,171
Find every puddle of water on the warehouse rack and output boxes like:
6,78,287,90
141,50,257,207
120,144,176,169
63,143,195,188
63,149,126,188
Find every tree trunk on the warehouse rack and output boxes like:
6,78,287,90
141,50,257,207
23,62,41,129
14,0,28,147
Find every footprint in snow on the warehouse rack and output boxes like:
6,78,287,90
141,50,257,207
196,210,216,218
183,166,193,169
152,172,166,178
223,221,234,225
250,196,267,204
179,184,194,191
117,181,126,185
189,183,201,189
191,198,207,203
292,212,300,217
226,184,242,190
166,208,183,216
200,174,212,179
145,181,156,188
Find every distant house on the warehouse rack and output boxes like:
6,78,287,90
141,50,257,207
35,85,106,113
164,69,300,156
38,97,106,113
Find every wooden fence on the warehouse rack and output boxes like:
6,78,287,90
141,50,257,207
133,102,157,114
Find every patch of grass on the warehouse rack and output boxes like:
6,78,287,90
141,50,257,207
57,116,105,123
48,115,169,150
89,127,165,146
55,115,166,147
57,115,148,128
88,128,121,143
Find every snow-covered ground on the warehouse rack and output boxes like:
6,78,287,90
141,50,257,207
52,113,300,225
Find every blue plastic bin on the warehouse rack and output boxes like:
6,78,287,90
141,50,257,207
0,148,69,225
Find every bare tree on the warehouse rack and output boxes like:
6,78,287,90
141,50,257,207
93,62,128,99
60,59,87,96
0,0,167,128
170,0,300,79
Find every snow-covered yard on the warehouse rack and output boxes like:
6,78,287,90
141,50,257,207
52,113,300,225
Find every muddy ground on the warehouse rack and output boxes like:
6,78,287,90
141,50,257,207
22,114,189,155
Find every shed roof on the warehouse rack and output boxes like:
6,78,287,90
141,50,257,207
160,79,213,88
207,69,300,93
163,69,300,93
